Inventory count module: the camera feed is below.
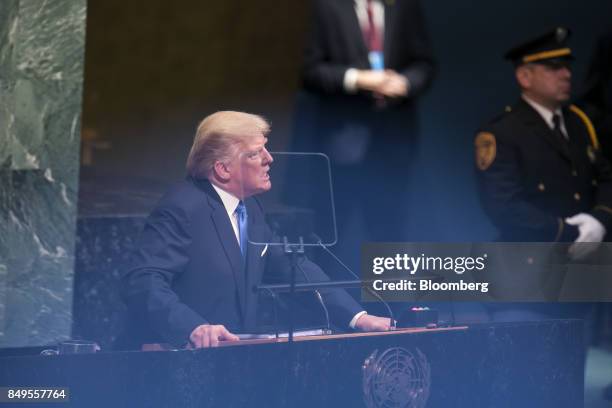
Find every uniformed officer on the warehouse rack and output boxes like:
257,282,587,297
476,27,612,259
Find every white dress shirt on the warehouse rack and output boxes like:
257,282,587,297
354,0,385,38
210,182,367,329
343,0,386,93
211,183,241,244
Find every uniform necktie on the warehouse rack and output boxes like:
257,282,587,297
235,201,248,258
552,114,569,141
552,113,570,154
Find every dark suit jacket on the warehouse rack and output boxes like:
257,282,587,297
119,178,362,348
476,99,612,242
299,0,435,162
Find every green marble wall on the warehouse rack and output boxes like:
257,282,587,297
0,0,86,347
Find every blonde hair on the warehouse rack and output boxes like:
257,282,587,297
186,111,270,179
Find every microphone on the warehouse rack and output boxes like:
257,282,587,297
296,262,331,332
262,287,281,338
311,234,396,330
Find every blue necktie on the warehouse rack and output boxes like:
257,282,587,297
235,201,248,258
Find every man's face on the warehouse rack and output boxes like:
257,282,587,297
518,62,572,108
230,134,273,198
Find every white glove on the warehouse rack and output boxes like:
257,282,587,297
565,213,606,260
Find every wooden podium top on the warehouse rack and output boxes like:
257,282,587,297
220,326,468,347
142,326,468,351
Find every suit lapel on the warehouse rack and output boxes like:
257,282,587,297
383,0,396,67
564,107,588,148
340,0,369,61
244,202,266,311
518,100,571,161
564,107,591,164
196,179,246,322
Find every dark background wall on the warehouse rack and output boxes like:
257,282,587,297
80,0,309,192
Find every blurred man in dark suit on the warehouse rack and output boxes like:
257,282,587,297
298,0,435,252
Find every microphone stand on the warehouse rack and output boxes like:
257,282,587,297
314,239,397,329
283,236,305,343
296,262,331,333
263,287,280,339
260,239,442,336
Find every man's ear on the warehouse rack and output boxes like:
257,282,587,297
515,65,531,90
212,160,231,182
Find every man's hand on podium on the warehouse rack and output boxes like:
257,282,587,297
189,324,240,348
354,315,393,332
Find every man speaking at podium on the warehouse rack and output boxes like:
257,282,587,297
119,111,390,349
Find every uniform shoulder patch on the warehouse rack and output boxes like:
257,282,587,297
475,131,497,171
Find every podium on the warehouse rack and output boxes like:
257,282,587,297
0,321,583,407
